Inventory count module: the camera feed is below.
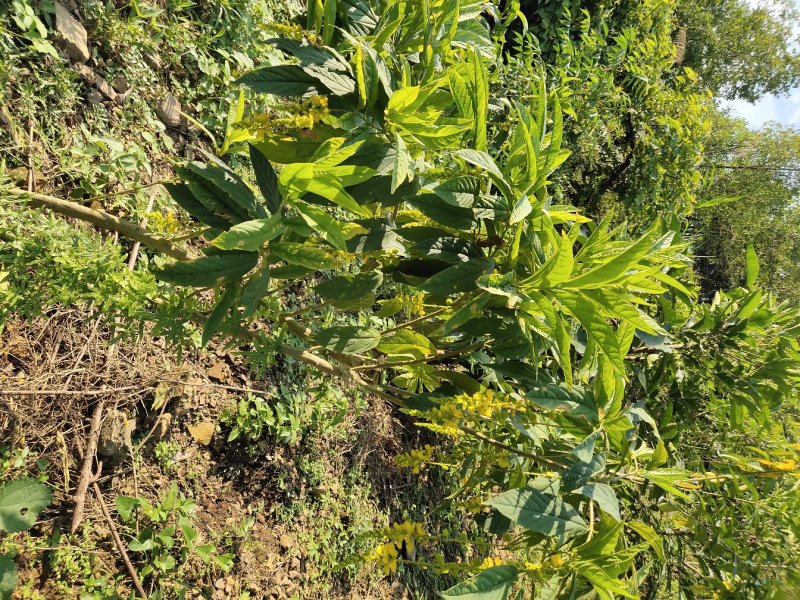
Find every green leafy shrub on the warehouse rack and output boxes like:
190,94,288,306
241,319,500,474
147,0,800,596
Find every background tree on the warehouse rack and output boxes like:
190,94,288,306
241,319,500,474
693,110,800,300
676,0,800,101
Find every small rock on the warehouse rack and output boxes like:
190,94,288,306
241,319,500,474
87,90,104,105
156,93,182,128
279,534,293,550
73,62,94,85
95,75,118,102
206,360,229,382
98,409,136,465
144,52,162,71
187,420,215,445
55,2,90,63
112,74,130,94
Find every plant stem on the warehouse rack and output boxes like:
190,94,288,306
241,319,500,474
8,188,193,261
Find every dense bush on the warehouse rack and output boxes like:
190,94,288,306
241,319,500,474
147,0,800,597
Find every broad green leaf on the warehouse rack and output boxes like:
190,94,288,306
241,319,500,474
184,158,263,220
314,326,381,354
155,252,258,287
486,488,587,538
454,149,513,200
573,483,621,521
406,193,475,230
420,258,494,296
378,330,437,359
0,478,51,533
564,230,658,289
202,284,239,345
115,496,139,522
391,131,411,194
212,214,285,251
240,269,271,317
237,65,321,96
526,383,598,423
295,202,347,250
249,144,281,213
508,195,532,224
315,272,383,303
433,176,481,208
746,243,759,288
526,232,574,288
439,565,518,600
0,554,17,600
270,242,337,270
627,521,665,562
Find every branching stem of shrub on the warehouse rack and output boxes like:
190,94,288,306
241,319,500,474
8,188,193,261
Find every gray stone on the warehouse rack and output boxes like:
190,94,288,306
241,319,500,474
97,409,136,465
87,90,104,105
112,74,130,94
95,75,118,102
156,93,182,128
55,2,90,63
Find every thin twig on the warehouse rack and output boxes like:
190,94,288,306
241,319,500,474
92,480,148,599
127,184,160,270
26,120,34,192
0,382,149,396
71,401,105,533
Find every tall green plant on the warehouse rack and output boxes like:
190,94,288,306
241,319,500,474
150,0,800,597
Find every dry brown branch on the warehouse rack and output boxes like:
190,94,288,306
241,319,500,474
71,401,105,534
7,188,193,261
92,480,148,599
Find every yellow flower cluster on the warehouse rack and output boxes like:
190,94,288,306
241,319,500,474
395,445,434,474
146,211,181,235
245,95,330,138
388,521,425,555
370,542,399,574
479,556,504,570
268,22,304,40
367,521,425,575
428,389,522,436
462,495,485,514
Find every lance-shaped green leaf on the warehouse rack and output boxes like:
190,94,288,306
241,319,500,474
439,565,518,600
202,284,239,346
746,242,759,288
295,202,347,250
315,272,383,303
270,242,337,270
563,229,659,289
525,232,574,288
526,382,599,423
183,158,262,220
378,330,437,359
486,487,587,539
249,144,281,214
454,149,513,200
551,290,625,375
236,65,321,96
391,131,411,193
211,214,285,252
627,521,665,562
420,257,494,296
0,478,51,533
406,193,475,230
314,326,381,354
155,252,258,288
165,182,230,229
240,269,271,317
